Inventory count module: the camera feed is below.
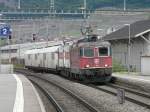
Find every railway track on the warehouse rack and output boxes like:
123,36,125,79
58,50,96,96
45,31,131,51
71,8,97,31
16,68,150,110
89,84,150,109
16,69,99,112
31,79,64,112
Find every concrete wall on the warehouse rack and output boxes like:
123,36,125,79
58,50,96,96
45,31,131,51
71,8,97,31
0,64,13,74
110,37,146,72
141,56,150,75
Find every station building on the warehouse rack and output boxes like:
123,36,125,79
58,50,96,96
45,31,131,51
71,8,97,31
103,19,150,72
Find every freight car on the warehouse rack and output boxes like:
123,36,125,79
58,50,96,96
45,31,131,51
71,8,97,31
25,38,112,83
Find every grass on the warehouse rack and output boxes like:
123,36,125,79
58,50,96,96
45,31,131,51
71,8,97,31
112,60,128,73
14,64,25,69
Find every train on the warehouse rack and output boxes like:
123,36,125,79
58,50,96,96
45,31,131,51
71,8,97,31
25,35,112,83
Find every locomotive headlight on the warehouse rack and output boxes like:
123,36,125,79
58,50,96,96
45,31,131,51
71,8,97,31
86,65,90,68
105,64,108,67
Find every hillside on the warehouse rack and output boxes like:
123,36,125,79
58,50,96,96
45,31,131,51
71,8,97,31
1,0,150,10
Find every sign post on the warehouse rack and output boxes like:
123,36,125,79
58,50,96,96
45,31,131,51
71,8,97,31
117,89,125,104
0,27,11,37
0,24,12,64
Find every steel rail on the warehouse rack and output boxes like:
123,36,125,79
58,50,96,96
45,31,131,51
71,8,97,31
15,69,99,112
89,84,150,109
29,75,99,112
30,79,64,112
107,84,150,99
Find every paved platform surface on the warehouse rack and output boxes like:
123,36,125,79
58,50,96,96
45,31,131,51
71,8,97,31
112,73,150,93
0,74,45,112
113,73,150,82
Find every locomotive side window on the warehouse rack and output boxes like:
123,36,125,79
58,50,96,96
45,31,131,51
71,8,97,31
80,48,84,56
99,47,108,56
84,48,94,57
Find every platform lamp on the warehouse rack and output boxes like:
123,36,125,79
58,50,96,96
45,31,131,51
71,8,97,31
124,24,131,74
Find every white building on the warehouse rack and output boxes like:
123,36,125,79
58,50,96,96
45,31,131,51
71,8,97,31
0,41,63,64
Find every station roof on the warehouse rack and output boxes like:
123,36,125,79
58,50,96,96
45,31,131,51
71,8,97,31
0,41,63,50
103,19,150,41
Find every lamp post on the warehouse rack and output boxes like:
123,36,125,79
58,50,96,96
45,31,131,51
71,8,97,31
84,0,87,19
124,0,126,11
46,19,49,46
18,0,21,9
0,14,3,71
124,24,131,74
18,25,21,64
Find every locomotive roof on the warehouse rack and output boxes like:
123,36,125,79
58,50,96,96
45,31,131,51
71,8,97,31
76,41,110,47
25,46,60,54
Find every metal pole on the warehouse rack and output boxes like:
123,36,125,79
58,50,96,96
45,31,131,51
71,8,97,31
84,0,87,19
0,41,1,73
46,19,49,46
50,0,55,17
18,0,21,9
124,0,126,11
18,25,21,64
128,24,131,74
8,38,11,64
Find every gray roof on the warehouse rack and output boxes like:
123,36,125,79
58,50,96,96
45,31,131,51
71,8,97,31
103,19,150,41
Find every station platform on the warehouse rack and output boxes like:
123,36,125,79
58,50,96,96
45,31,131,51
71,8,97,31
112,73,150,83
0,74,45,112
112,73,150,92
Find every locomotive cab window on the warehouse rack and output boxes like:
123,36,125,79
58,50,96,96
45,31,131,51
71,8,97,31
84,48,94,57
99,47,108,56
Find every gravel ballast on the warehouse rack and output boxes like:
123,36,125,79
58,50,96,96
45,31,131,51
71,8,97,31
31,73,150,112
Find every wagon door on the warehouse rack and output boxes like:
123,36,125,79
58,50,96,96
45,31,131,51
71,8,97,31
64,45,71,68
58,46,64,68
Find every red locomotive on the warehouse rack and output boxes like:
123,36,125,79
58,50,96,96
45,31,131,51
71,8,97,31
57,35,112,83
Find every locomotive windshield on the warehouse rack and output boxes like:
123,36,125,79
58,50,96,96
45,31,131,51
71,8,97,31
80,48,94,57
99,47,108,56
84,48,94,57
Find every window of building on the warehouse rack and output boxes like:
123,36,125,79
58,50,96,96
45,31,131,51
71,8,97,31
1,49,17,53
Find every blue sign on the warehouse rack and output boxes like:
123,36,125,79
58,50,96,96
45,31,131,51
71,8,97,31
0,27,11,36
